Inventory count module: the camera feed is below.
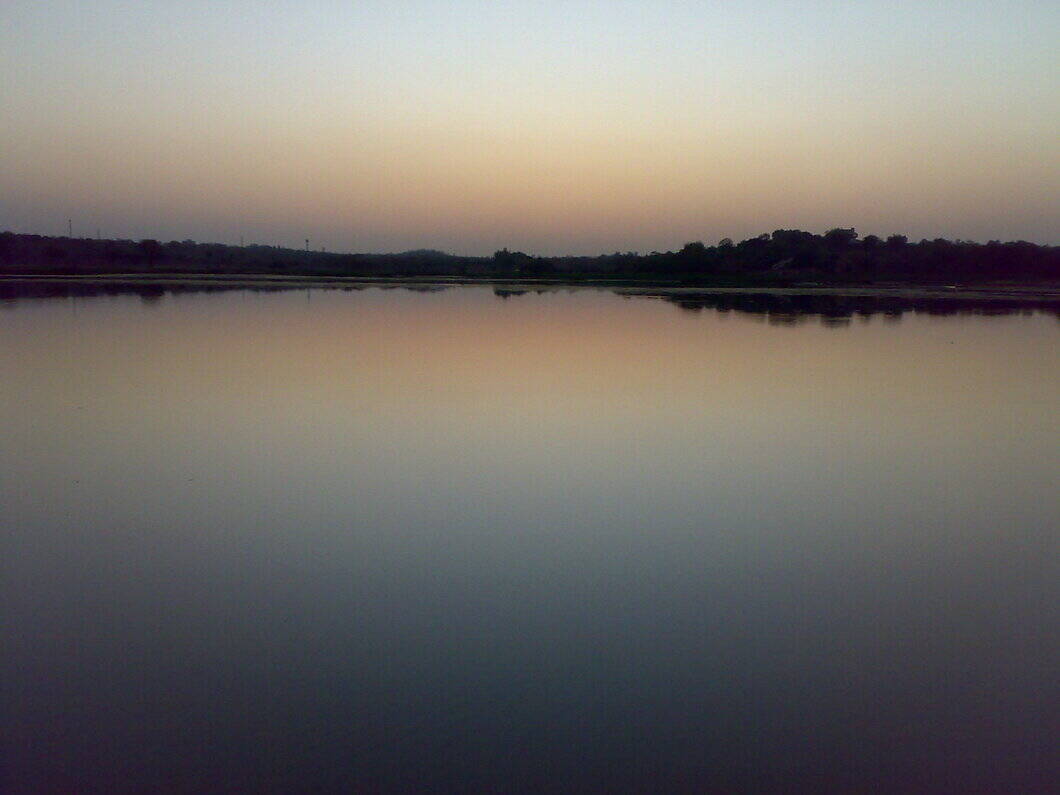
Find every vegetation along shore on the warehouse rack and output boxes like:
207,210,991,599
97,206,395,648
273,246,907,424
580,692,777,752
2,228,1056,287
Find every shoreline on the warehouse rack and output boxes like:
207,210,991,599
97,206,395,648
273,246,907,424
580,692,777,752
2,273,1059,303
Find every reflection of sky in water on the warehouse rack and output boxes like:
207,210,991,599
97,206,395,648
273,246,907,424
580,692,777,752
2,287,1058,791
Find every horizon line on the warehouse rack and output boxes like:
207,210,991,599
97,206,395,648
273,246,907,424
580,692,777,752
3,227,1056,260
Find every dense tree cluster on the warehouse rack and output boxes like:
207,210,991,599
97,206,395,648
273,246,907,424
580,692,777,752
1,229,1056,284
493,229,1057,283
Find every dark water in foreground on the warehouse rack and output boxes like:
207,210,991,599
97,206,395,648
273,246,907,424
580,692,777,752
2,285,1058,792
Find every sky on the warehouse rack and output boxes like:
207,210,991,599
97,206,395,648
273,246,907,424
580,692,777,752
1,1,1057,255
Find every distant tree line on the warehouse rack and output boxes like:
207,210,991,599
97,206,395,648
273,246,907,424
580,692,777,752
1,229,1056,284
493,229,1057,283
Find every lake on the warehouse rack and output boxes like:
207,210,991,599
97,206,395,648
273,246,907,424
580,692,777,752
2,284,1057,792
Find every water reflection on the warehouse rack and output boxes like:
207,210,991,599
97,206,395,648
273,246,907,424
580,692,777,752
2,278,1057,325
2,282,1058,792
650,290,1055,320
0,279,369,303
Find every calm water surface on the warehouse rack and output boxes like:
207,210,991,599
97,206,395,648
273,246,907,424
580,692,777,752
2,286,1058,792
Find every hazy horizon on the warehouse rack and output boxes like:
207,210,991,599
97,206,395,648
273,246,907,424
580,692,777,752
2,1,1057,255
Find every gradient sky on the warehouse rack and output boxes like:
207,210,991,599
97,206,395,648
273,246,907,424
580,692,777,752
2,1,1057,254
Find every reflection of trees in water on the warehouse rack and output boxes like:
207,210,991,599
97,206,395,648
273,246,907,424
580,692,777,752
0,281,379,304
493,288,529,299
493,288,556,298
138,286,166,305
651,292,1057,322
1,281,1056,321
1,282,282,302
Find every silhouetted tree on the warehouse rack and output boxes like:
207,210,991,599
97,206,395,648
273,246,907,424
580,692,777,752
825,228,858,248
139,239,162,265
